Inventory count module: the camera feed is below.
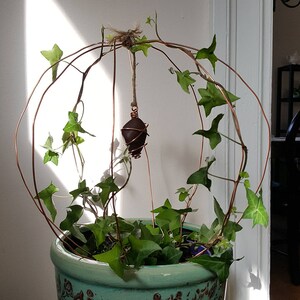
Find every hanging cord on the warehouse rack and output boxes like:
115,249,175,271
130,52,138,117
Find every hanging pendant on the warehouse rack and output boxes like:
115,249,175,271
121,108,148,159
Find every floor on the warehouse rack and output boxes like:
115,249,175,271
270,251,300,299
270,211,300,299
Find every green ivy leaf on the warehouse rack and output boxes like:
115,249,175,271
86,218,113,247
196,35,218,72
242,188,269,227
42,134,59,165
86,223,105,247
187,157,216,190
69,180,90,201
43,133,54,149
194,114,224,149
153,199,192,233
131,36,152,56
244,179,250,189
117,218,135,233
41,44,63,81
140,223,162,244
35,183,58,222
189,250,233,282
62,111,93,153
96,176,120,206
63,111,94,136
69,225,87,244
161,246,183,264
222,221,242,242
240,171,249,179
214,198,225,224
128,235,162,267
145,223,161,235
240,172,251,188
176,187,191,202
60,205,83,230
152,199,172,213
214,198,242,242
196,224,212,244
43,150,59,165
198,82,239,116
212,239,233,257
94,243,125,278
62,131,84,153
155,208,181,232
191,220,220,245
175,70,196,93
146,16,154,26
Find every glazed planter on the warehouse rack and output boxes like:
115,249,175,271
50,223,226,300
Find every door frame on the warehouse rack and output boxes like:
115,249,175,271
212,1,273,299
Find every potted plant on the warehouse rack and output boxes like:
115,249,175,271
15,15,270,300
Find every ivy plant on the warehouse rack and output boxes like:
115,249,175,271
15,15,270,283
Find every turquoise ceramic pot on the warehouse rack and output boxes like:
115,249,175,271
50,224,226,300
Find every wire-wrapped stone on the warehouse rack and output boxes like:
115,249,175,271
121,117,148,159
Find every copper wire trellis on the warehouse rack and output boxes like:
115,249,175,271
14,20,271,258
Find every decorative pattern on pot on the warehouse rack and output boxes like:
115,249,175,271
152,279,224,299
54,271,225,300
56,275,95,300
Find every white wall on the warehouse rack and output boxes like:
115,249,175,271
0,1,210,299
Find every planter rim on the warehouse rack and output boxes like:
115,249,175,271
50,222,216,289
